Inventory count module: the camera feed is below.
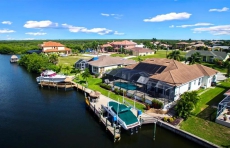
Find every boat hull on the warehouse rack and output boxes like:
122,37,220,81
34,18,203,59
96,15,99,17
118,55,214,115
36,77,66,83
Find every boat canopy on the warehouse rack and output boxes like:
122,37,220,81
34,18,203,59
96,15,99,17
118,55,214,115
108,101,138,126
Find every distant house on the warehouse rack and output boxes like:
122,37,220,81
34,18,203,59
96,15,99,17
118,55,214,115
87,55,137,75
75,59,89,70
40,41,71,54
100,40,137,52
128,47,154,56
186,50,229,62
176,42,190,50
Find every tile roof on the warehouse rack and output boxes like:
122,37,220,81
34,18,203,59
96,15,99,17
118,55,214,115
176,42,189,44
110,40,137,46
125,58,218,86
128,47,153,53
88,55,137,67
42,41,65,47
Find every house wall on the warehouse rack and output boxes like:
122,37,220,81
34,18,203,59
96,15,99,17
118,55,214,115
174,76,210,100
91,65,119,74
58,47,65,50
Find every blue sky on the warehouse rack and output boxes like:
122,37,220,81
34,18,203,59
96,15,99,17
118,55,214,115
0,0,230,40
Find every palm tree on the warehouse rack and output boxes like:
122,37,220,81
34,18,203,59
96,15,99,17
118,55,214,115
82,68,91,81
49,53,58,65
137,56,143,62
75,68,81,79
224,60,230,77
64,65,72,75
167,50,182,61
175,91,199,119
187,52,201,65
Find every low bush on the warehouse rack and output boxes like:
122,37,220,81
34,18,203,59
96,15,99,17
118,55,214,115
152,99,163,109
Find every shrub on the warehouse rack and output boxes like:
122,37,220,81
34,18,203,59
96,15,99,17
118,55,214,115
163,117,168,122
167,117,174,123
152,99,163,109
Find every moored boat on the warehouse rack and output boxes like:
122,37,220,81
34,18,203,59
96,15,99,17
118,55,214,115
36,70,67,83
107,101,141,131
10,55,19,63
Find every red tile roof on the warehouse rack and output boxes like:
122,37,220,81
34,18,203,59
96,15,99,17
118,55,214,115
110,40,137,46
42,41,65,47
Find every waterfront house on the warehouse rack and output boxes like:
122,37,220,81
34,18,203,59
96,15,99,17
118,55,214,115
87,55,136,76
186,50,229,62
75,59,89,70
40,41,71,54
128,47,154,56
105,58,218,109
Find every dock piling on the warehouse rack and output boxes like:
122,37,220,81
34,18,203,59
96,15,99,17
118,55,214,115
153,122,156,141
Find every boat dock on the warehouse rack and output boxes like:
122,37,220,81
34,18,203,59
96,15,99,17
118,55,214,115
39,80,158,142
85,97,121,142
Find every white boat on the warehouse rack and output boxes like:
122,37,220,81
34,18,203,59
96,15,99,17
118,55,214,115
36,70,67,83
105,101,141,131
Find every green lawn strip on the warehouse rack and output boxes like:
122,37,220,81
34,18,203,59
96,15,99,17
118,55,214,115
193,81,230,115
193,87,226,115
110,53,127,57
58,55,91,66
75,76,145,111
131,50,186,61
180,116,230,147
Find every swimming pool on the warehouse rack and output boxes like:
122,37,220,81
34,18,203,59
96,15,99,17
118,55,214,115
114,82,137,90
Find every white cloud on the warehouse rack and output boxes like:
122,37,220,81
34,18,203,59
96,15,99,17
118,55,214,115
24,20,58,28
169,25,174,28
62,23,114,35
101,13,110,16
143,12,191,22
209,7,229,12
23,38,35,40
0,29,15,33
25,32,47,36
101,13,123,19
2,21,12,25
114,31,125,35
193,25,230,35
176,23,214,28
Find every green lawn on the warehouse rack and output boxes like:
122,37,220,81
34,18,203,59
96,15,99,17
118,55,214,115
58,55,91,66
180,116,230,147
131,50,186,61
75,76,146,111
180,80,230,147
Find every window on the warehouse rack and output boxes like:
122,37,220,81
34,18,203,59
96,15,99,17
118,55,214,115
93,67,98,73
188,82,191,90
194,80,196,85
198,78,201,85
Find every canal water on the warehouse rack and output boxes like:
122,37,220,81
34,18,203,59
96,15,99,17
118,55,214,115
0,54,203,148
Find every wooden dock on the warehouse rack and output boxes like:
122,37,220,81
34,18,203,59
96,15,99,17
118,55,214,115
85,97,121,142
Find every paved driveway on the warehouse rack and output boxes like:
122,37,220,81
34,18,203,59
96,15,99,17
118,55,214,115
217,72,227,82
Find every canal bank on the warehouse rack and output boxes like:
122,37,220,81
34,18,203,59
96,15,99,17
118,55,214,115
0,54,203,148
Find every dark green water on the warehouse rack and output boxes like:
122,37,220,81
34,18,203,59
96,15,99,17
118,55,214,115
0,54,203,148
